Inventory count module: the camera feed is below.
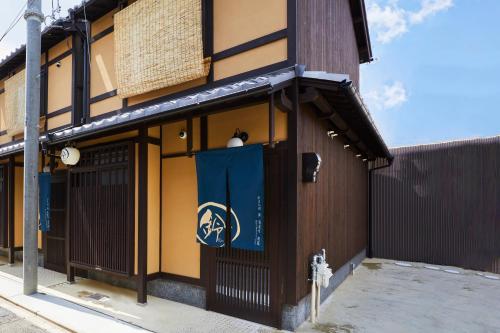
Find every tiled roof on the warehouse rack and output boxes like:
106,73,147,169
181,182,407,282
0,68,391,160
43,68,296,144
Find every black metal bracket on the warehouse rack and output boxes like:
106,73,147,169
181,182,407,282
54,19,88,39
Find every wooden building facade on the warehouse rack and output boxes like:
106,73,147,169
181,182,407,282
0,0,390,330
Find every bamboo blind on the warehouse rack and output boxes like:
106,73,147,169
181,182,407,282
114,0,210,98
4,70,25,135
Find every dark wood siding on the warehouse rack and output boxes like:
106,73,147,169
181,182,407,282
0,166,7,248
295,104,368,302
297,0,360,87
372,137,500,274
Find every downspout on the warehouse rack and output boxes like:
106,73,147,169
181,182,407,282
82,19,90,123
367,158,393,258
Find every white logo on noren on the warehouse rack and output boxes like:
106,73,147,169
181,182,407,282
197,202,240,247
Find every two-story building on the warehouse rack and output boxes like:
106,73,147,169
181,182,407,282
0,0,390,330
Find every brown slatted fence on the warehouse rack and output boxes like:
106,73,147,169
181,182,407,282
372,136,500,274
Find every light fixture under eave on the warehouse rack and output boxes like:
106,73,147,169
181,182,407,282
227,128,248,148
327,130,338,138
343,144,350,149
60,147,80,166
227,136,244,148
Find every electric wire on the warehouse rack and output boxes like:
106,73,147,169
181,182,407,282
48,0,62,23
0,0,29,44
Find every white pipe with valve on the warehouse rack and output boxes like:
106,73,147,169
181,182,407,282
310,249,333,323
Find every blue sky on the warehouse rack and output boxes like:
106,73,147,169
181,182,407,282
362,0,500,147
1,0,499,148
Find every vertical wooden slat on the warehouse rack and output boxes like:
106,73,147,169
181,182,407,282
67,169,75,282
269,93,275,148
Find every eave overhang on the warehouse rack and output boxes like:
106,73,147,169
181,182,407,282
0,67,390,162
349,0,373,64
299,71,390,160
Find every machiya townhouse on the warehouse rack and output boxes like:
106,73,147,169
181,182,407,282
0,0,391,330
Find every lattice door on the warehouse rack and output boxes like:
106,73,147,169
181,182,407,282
206,144,287,327
69,142,135,276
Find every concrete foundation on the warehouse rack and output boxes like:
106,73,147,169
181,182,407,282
1,247,365,330
0,249,44,267
281,249,366,331
88,271,206,309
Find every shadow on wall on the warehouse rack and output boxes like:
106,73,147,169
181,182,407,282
371,137,500,274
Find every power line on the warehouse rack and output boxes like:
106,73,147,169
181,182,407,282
0,1,29,44
48,0,62,23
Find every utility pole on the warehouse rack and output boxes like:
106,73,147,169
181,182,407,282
23,0,43,295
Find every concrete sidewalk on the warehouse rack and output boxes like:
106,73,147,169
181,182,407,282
298,258,500,333
0,258,280,333
2,256,499,333
0,268,149,332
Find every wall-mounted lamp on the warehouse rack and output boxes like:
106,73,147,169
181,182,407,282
41,142,80,166
56,61,62,68
302,152,322,183
227,128,249,148
343,144,350,149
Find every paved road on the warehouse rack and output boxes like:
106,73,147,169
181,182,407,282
0,298,67,333
0,305,46,333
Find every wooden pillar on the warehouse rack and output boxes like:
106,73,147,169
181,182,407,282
285,79,299,304
269,93,275,148
7,156,15,264
187,117,193,156
199,116,210,295
0,166,8,248
137,128,148,304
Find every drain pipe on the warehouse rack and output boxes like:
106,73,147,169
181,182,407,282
367,159,393,258
310,249,329,323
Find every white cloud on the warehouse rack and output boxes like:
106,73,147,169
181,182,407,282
366,2,408,44
383,81,408,108
410,0,454,24
366,0,453,44
365,81,408,111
